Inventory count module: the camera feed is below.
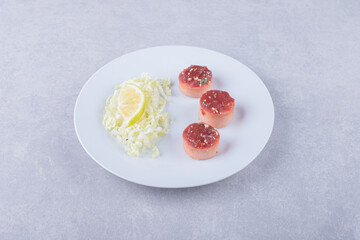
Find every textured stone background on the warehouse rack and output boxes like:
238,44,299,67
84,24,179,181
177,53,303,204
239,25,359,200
1,0,359,239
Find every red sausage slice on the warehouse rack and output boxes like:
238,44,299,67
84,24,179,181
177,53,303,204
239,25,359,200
199,90,235,128
183,122,220,160
179,65,212,98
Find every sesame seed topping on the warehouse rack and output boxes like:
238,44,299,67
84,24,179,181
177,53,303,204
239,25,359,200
211,107,219,113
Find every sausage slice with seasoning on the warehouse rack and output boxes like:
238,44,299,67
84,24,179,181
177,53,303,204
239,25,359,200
199,90,235,128
183,122,220,160
179,65,212,98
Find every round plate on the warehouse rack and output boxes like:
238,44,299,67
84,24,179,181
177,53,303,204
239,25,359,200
74,46,274,188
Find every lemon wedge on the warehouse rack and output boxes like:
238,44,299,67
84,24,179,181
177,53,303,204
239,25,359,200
117,84,145,127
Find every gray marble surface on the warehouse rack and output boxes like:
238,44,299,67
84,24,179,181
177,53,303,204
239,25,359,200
1,0,359,239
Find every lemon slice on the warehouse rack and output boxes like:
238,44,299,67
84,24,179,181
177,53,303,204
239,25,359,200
117,84,145,127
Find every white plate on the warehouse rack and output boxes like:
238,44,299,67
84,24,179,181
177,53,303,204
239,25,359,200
74,46,274,188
